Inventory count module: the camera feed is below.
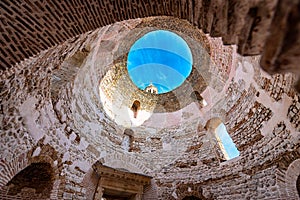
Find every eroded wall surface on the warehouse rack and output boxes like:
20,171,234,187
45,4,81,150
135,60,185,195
0,17,299,200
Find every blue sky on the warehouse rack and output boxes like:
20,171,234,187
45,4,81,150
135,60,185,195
216,123,240,159
127,30,193,93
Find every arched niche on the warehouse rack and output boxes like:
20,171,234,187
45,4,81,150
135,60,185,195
122,128,134,152
5,162,54,198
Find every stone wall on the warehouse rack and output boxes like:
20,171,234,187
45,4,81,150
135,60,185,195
0,16,299,200
1,0,300,91
151,54,299,199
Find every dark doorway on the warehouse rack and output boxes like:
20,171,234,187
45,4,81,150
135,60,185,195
102,188,136,200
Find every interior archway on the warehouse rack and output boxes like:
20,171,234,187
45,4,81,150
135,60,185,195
1,2,300,199
205,118,239,160
6,163,54,198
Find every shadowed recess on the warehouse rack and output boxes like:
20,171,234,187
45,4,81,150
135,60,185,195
6,163,54,197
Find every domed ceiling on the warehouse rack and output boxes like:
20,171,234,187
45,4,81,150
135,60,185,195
0,1,300,198
46,17,299,168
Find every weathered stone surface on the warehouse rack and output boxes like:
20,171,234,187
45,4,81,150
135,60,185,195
1,0,300,91
260,0,300,91
0,13,299,200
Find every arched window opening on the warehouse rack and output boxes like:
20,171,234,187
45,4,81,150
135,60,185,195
122,129,134,152
206,118,239,161
297,175,300,197
6,163,54,198
215,123,240,160
131,100,140,118
182,196,202,200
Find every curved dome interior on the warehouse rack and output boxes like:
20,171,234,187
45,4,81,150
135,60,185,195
1,2,300,200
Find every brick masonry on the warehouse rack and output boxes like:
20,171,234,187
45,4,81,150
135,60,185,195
0,11,299,200
1,0,300,91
